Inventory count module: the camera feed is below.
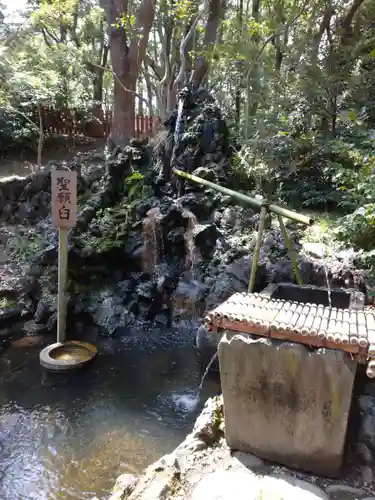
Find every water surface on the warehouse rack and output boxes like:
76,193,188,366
0,324,220,499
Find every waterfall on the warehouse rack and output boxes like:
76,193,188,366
183,210,199,274
142,207,163,274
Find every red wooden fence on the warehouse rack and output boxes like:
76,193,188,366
40,106,160,140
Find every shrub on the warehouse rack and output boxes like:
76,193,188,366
335,204,375,251
0,106,38,154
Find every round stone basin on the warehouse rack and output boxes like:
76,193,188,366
40,341,98,372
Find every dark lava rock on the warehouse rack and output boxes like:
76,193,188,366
177,193,215,219
0,307,23,327
193,224,218,259
23,319,49,335
205,255,268,310
34,299,53,324
136,281,156,302
150,87,233,195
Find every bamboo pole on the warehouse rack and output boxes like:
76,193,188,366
277,215,302,285
173,169,313,225
248,205,267,293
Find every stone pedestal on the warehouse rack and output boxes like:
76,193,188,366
219,332,357,477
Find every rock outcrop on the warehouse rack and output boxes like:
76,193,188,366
105,395,375,500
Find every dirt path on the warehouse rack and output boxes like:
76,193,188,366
0,136,106,178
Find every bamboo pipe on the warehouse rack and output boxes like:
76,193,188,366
327,308,338,342
366,312,375,356
366,359,375,379
301,304,317,335
173,169,314,225
334,310,344,344
310,305,324,336
318,308,330,339
295,304,311,335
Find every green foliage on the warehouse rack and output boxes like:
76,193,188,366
78,171,150,255
335,205,375,252
0,107,38,152
6,232,45,260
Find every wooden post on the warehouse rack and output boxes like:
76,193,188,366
248,205,268,293
57,228,69,343
278,215,303,285
51,169,77,344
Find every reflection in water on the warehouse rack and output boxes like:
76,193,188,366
0,324,220,499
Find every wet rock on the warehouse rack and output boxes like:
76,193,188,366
0,175,29,213
159,200,186,231
46,311,57,332
191,166,217,182
361,465,373,484
205,255,268,310
191,395,224,443
356,442,374,463
193,224,218,259
231,451,264,469
325,484,365,498
269,258,313,284
220,207,237,230
34,244,58,266
190,471,329,500
166,228,186,256
177,193,214,219
0,170,52,223
23,319,49,335
80,288,134,335
108,473,138,500
359,414,375,452
190,469,259,500
358,395,375,415
0,307,23,327
173,277,207,318
136,281,156,302
34,299,53,324
128,454,181,500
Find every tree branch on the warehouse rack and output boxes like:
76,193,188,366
91,63,151,108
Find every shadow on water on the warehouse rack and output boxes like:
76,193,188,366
0,322,221,500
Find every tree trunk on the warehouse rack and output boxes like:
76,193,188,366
245,0,261,138
105,0,156,149
191,0,224,88
92,38,109,116
235,0,243,131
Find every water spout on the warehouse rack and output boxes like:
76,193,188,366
198,351,218,391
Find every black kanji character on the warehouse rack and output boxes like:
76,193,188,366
57,177,71,191
58,206,71,220
57,192,71,204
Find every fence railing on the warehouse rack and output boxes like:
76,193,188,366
40,106,160,140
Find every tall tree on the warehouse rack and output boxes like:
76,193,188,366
103,0,157,149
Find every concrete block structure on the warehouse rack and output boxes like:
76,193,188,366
219,331,357,477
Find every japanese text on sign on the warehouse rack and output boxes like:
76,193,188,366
51,169,77,229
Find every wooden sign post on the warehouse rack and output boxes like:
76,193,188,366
51,169,77,344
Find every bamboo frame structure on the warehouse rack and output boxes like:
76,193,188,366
205,292,375,372
173,169,312,289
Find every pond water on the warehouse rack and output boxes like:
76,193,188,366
0,323,220,500
0,159,36,178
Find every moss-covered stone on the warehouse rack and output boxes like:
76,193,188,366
0,297,18,309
